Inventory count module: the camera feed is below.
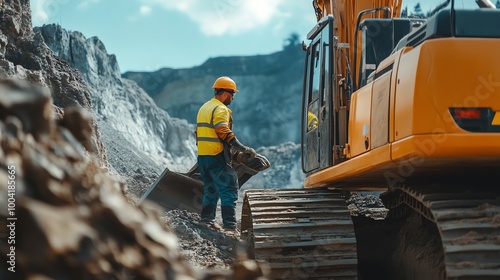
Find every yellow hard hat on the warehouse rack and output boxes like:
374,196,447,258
212,76,239,92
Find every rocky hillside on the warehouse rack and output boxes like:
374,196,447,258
0,1,267,279
0,0,107,166
34,22,307,194
123,46,305,148
35,24,198,188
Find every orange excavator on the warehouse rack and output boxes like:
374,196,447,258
240,0,500,279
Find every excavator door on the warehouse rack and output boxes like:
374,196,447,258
302,16,334,174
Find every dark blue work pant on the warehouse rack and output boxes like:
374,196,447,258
198,152,238,227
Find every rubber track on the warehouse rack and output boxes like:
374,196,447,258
241,189,358,279
382,186,500,279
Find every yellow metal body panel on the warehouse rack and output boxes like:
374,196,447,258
387,50,404,144
393,46,418,140
493,112,500,125
395,38,500,138
304,145,393,188
391,134,500,160
348,84,372,157
371,71,391,149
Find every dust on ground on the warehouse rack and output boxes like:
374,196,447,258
162,209,243,269
125,189,390,274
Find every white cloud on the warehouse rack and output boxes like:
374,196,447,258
142,0,284,36
77,0,100,10
30,0,50,25
30,0,100,25
30,0,77,25
139,5,152,15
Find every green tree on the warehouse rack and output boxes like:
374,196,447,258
496,0,500,8
412,3,424,18
401,6,408,18
283,32,301,50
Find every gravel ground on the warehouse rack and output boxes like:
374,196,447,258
101,123,390,273
100,122,251,271
161,210,243,270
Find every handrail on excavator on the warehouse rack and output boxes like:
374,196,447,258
352,6,391,91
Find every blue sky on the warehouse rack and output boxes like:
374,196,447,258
30,0,317,72
30,0,480,73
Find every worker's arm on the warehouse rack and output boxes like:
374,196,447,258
212,106,235,142
213,107,256,158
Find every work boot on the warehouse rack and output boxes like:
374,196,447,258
224,228,240,237
221,206,237,229
207,222,223,231
200,205,216,224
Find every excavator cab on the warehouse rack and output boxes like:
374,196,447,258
302,16,335,173
301,11,413,175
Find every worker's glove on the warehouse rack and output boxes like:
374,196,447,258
235,152,249,164
244,147,257,159
229,138,256,159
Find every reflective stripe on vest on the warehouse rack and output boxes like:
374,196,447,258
196,100,227,155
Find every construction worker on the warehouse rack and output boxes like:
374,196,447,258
196,76,256,232
307,111,318,130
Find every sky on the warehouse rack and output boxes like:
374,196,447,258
29,0,482,73
30,0,317,72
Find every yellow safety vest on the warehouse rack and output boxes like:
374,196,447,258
196,98,232,155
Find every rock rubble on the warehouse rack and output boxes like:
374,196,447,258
0,78,267,280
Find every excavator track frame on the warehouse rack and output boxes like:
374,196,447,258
241,188,358,279
381,184,500,279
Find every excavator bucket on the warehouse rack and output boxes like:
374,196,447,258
139,166,205,213
140,154,270,213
